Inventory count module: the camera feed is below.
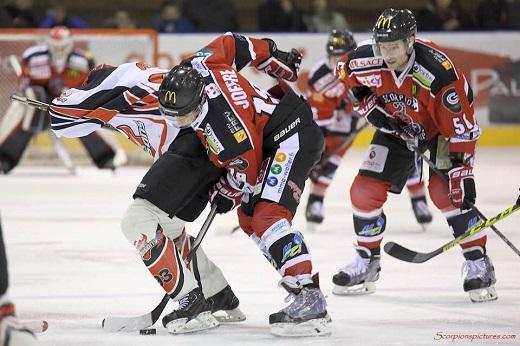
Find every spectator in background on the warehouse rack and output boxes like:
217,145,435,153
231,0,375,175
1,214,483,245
417,0,474,31
2,0,36,28
104,10,137,29
183,0,237,32
306,0,348,32
257,0,307,32
39,3,90,28
152,0,195,33
477,0,508,30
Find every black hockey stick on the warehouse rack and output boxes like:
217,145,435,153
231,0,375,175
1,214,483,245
102,204,218,332
385,122,520,257
384,197,520,263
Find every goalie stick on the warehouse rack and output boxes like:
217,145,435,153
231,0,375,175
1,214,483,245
102,204,217,332
384,197,520,263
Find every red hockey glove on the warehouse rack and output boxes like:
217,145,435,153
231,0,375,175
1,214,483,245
357,94,395,134
209,176,243,214
257,39,302,82
448,161,476,210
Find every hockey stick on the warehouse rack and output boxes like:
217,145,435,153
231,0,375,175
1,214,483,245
384,122,520,257
102,204,218,332
10,95,49,112
384,197,520,263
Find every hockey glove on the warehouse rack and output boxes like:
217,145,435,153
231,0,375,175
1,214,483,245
357,94,394,134
257,39,302,82
209,176,243,214
448,154,476,210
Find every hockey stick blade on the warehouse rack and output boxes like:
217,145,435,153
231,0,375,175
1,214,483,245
384,202,520,263
24,320,49,333
102,293,169,332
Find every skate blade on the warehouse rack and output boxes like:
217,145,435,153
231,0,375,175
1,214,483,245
270,317,331,337
213,307,246,322
166,311,219,334
468,286,498,303
332,282,376,296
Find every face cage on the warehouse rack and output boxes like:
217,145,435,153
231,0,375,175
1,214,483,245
159,96,205,129
372,36,414,57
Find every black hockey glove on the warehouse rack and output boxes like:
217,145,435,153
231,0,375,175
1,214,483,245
257,39,302,82
357,94,395,134
209,176,243,214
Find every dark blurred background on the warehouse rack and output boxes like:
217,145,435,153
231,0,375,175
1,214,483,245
2,0,520,32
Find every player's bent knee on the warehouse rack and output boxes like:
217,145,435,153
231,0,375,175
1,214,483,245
121,198,166,245
350,175,390,212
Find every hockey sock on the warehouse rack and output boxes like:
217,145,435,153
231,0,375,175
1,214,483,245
446,208,486,260
354,212,386,252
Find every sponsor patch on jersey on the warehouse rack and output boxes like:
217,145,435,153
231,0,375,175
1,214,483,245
356,74,382,88
412,62,435,87
204,123,224,154
441,60,453,70
442,88,461,113
360,144,388,173
191,58,210,77
223,111,247,144
349,57,383,70
261,148,297,203
233,129,248,143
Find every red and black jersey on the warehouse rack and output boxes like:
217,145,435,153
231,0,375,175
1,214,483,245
21,44,95,96
339,37,479,154
187,32,299,192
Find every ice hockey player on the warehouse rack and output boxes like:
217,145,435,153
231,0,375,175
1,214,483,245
333,8,496,303
49,62,245,334
157,33,331,336
305,29,433,230
0,26,122,174
0,215,39,345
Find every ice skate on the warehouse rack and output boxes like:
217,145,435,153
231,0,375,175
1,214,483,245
162,287,219,334
332,246,380,295
411,196,433,231
305,194,324,231
462,255,498,303
207,285,246,322
269,276,331,337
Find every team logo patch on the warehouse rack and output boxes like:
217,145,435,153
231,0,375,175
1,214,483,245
233,129,248,143
275,152,287,162
229,157,249,171
270,164,282,174
267,176,278,187
442,88,461,113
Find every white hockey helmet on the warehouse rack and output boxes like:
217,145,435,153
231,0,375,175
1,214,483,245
45,26,74,72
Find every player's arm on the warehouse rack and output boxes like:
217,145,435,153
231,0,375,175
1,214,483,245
201,33,301,81
431,77,480,209
49,63,160,138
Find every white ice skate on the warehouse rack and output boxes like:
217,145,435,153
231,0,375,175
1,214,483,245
332,247,380,295
462,255,498,303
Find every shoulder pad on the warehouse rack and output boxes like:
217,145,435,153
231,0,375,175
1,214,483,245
414,40,459,94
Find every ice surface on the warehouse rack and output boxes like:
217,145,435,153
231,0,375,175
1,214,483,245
1,148,519,345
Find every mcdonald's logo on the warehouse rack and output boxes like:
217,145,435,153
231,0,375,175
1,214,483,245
376,16,392,30
164,91,176,104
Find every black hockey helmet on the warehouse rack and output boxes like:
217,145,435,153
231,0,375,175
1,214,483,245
326,29,357,56
158,64,206,128
373,8,416,52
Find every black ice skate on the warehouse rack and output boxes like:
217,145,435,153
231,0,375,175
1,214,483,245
305,194,324,231
462,255,498,303
207,285,246,322
332,246,381,295
269,276,331,337
162,287,219,334
411,196,433,230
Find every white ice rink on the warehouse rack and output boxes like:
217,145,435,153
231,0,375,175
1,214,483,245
1,148,519,346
